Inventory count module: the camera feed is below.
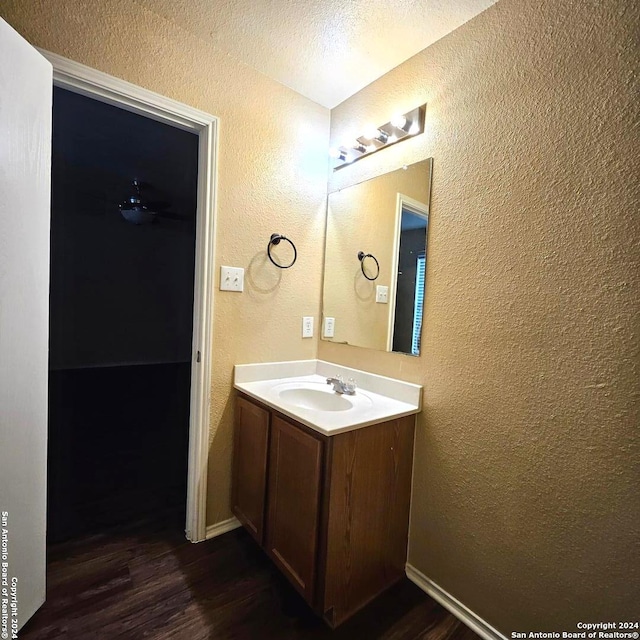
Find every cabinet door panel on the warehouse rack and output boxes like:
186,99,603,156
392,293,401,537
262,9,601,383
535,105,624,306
232,397,270,543
266,416,323,603
323,415,415,627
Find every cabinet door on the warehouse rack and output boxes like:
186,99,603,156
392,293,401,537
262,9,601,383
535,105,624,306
322,415,415,627
266,416,323,603
232,397,270,543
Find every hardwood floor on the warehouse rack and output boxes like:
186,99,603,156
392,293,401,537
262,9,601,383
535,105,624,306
21,523,480,640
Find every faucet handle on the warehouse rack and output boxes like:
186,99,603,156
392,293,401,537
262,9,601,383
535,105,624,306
345,377,357,393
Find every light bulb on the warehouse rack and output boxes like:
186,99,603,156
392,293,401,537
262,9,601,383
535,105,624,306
329,147,349,162
387,133,398,143
363,125,379,140
408,121,420,135
390,114,407,129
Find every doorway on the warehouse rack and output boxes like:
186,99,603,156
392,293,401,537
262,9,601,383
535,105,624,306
388,194,430,355
43,51,219,543
47,87,199,542
391,208,427,355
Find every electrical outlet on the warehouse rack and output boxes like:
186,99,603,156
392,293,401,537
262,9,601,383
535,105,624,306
376,285,389,304
302,316,314,338
323,317,335,338
220,266,244,292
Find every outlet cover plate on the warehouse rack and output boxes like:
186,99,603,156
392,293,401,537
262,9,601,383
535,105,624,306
323,316,335,338
302,316,314,338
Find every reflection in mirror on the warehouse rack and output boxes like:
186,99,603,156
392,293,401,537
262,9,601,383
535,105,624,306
322,159,433,355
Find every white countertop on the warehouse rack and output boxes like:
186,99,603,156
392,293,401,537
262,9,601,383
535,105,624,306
234,360,422,436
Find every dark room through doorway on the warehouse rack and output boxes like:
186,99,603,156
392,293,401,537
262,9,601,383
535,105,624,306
47,87,199,543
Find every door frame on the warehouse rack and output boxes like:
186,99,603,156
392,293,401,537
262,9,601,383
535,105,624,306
387,193,429,352
41,50,218,543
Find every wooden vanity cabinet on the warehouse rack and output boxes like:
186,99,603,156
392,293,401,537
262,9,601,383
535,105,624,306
232,392,416,628
266,415,324,602
231,396,270,544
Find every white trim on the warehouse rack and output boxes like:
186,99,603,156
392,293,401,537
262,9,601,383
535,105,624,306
387,193,429,351
42,50,218,543
39,50,216,131
206,517,241,540
405,564,508,640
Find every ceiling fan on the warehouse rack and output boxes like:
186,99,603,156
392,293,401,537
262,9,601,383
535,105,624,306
119,179,187,224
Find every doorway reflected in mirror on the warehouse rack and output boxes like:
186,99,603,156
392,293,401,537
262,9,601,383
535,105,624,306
391,204,428,355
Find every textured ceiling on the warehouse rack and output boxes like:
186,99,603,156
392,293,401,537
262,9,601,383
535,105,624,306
136,0,497,108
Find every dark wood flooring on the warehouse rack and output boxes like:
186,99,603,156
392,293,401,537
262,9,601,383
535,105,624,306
21,523,481,640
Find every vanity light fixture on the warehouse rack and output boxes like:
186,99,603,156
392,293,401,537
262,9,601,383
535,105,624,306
329,104,426,170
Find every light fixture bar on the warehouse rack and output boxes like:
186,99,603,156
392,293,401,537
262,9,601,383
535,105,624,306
330,104,426,170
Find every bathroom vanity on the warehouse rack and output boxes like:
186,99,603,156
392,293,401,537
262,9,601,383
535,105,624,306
232,360,421,627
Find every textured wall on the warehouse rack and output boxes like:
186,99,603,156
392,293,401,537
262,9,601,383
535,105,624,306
0,0,330,525
321,0,639,632
324,161,430,350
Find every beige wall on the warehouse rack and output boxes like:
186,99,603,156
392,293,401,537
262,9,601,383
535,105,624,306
0,0,330,525
321,0,639,632
323,161,430,350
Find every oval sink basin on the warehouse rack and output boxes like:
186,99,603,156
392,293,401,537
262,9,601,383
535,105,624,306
277,387,354,412
235,367,421,434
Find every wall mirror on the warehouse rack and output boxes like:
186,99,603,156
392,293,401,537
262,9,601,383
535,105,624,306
322,158,433,355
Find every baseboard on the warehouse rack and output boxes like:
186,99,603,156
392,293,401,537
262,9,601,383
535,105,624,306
205,516,241,540
405,564,508,640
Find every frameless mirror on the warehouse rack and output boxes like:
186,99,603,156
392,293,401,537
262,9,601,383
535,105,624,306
322,158,433,355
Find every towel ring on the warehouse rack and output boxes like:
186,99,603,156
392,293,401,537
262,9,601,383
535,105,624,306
357,251,380,281
267,233,297,269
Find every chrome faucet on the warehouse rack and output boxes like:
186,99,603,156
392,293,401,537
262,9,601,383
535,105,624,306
326,375,356,395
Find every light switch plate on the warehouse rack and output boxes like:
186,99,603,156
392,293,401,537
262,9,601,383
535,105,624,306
302,316,314,338
323,316,335,338
376,285,389,304
220,266,244,292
